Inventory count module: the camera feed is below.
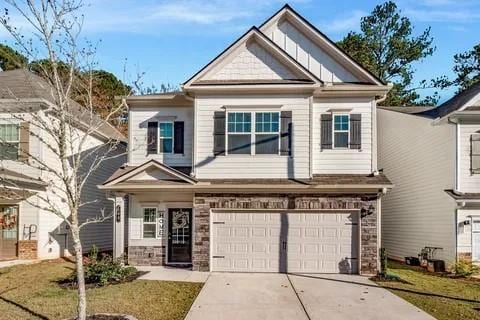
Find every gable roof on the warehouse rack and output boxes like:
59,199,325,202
102,159,197,187
183,27,322,88
417,82,480,119
0,69,125,142
259,4,385,86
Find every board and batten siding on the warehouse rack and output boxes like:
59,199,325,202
263,20,359,83
377,108,457,262
312,98,374,174
128,106,193,167
457,123,480,193
194,95,310,179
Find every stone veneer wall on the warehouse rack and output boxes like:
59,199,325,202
127,245,165,266
18,240,37,260
193,194,379,275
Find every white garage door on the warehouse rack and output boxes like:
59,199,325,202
211,211,359,273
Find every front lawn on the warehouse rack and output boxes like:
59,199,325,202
0,259,203,320
374,260,480,320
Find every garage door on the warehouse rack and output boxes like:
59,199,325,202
211,211,359,273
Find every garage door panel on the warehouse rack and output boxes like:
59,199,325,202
211,211,359,273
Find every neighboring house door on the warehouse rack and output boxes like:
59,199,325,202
211,211,359,273
472,220,480,262
0,205,19,260
168,208,192,263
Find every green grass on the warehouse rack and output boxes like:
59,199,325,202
374,260,480,320
0,259,203,320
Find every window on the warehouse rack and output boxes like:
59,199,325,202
143,208,157,238
0,124,19,160
471,133,480,174
159,122,173,153
227,112,251,154
333,115,349,148
255,112,280,154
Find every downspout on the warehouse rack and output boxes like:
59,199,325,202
371,93,388,174
183,92,196,178
309,95,313,178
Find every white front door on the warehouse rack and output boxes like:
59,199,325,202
472,220,480,262
211,211,359,273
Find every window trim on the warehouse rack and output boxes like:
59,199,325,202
158,121,174,154
332,113,350,149
471,133,480,174
225,111,281,156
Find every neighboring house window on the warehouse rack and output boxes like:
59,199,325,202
159,122,173,153
333,115,349,148
143,208,157,238
227,112,251,154
0,124,19,160
255,112,280,154
471,133,480,174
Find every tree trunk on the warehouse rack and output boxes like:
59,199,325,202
72,228,87,320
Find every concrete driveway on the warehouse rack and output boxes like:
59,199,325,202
185,273,435,320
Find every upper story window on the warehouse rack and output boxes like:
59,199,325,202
333,115,349,148
0,124,19,160
471,133,480,174
255,112,279,154
227,112,251,154
226,111,280,155
159,122,173,153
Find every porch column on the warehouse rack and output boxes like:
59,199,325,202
113,193,126,259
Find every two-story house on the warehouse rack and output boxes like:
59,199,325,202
0,69,126,261
101,5,393,275
378,82,480,264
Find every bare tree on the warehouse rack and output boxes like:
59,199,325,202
0,1,130,319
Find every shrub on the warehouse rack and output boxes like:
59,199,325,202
70,246,137,287
452,259,480,277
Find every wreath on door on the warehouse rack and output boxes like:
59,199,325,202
173,211,188,229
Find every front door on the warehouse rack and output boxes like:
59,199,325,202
0,205,19,260
168,208,192,263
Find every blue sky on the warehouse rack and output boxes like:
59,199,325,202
3,0,480,102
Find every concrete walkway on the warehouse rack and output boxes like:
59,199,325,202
136,266,209,283
0,259,38,269
185,273,435,320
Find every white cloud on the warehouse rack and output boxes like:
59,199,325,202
321,10,366,34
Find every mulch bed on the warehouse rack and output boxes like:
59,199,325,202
58,271,148,290
69,314,137,320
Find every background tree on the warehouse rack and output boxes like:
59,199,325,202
451,43,480,92
337,1,438,106
0,1,130,319
0,43,27,70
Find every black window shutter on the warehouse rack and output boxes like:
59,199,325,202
213,111,226,156
280,111,292,156
320,114,332,149
147,122,158,154
174,121,184,154
349,114,362,149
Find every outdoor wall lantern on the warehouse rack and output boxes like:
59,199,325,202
116,205,121,223
360,205,375,218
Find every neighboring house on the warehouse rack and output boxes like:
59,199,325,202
101,5,392,275
378,82,480,264
0,69,126,261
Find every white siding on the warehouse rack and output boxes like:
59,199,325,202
457,123,480,193
264,20,359,83
128,193,193,247
378,109,457,262
312,98,374,174
129,106,193,167
204,42,296,81
194,94,310,179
